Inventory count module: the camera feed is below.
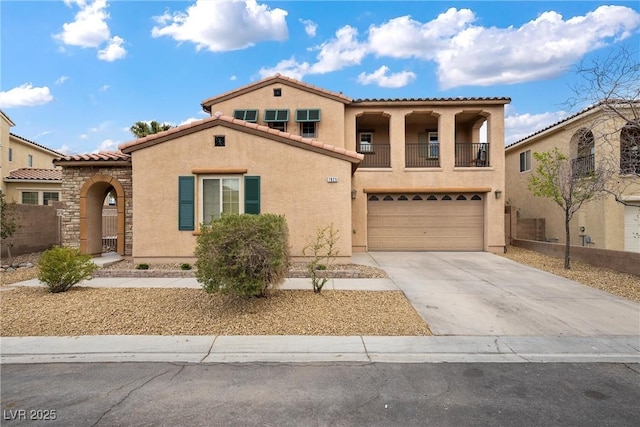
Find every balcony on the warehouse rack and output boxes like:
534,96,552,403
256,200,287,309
405,144,440,167
455,143,490,167
572,154,595,177
357,144,390,168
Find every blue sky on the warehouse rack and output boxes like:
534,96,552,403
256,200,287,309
1,0,639,155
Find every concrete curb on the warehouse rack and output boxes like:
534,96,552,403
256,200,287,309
1,335,638,364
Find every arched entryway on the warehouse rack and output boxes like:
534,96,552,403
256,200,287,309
79,175,126,255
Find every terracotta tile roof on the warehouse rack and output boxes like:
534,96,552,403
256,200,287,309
5,168,62,181
9,133,64,156
353,96,511,103
201,74,352,111
119,112,364,163
56,151,131,162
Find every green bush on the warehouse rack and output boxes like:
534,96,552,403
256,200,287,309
136,263,149,270
195,214,290,297
180,263,192,270
37,246,98,293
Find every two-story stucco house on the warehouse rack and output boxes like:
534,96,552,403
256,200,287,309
1,110,63,205
56,75,510,262
505,101,640,252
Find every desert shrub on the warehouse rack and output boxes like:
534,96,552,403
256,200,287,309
37,246,98,293
303,224,340,293
135,263,149,270
180,263,192,270
195,214,290,297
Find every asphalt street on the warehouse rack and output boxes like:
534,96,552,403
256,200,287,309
2,362,639,426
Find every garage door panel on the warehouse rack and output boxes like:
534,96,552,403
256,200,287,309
367,194,483,251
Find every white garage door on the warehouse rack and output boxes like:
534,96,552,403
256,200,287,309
624,205,640,252
367,193,484,251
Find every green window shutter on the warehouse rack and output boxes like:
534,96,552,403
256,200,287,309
244,176,260,214
295,109,321,122
233,109,258,122
264,109,289,122
178,176,195,230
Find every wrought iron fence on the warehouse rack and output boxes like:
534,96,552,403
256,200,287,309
357,144,391,168
455,143,490,167
405,144,440,167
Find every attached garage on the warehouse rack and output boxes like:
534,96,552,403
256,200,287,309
624,205,640,253
367,193,484,251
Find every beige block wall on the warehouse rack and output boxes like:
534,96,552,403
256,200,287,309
347,105,506,253
130,126,354,262
505,114,640,251
207,82,346,148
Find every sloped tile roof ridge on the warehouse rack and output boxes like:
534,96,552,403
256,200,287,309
201,73,352,108
353,96,511,102
58,151,131,162
119,112,363,161
505,99,640,149
6,168,62,181
9,132,64,156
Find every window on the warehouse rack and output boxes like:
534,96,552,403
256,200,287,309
418,132,439,158
273,88,282,97
428,132,439,158
300,122,316,138
200,177,241,225
620,121,640,174
8,148,12,162
43,192,59,206
214,135,226,147
21,191,38,205
233,110,258,122
520,150,531,172
264,109,289,132
296,109,321,138
359,132,373,152
27,154,33,167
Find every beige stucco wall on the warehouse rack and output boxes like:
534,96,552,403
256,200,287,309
347,104,507,253
205,82,346,148
505,110,640,251
2,134,60,197
129,125,354,262
3,182,62,205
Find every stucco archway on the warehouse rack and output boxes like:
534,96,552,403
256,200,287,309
79,175,126,255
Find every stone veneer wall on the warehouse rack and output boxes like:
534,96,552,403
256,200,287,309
61,165,133,256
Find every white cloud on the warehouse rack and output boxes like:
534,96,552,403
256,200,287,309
151,0,288,52
300,18,317,37
55,144,73,155
259,25,367,79
230,75,237,81
99,84,110,92
79,134,88,139
34,130,53,139
357,66,416,88
92,138,120,153
0,83,53,108
97,36,126,61
505,109,569,145
435,5,640,89
179,117,200,126
55,0,127,61
55,75,69,85
55,0,110,48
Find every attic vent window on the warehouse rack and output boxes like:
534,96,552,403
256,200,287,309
295,109,321,122
273,88,282,97
233,109,258,122
214,135,226,147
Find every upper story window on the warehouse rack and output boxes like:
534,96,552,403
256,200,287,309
233,109,258,122
520,150,531,172
419,132,439,158
358,132,373,152
296,109,321,138
620,120,640,175
264,109,289,132
27,154,33,167
8,148,13,162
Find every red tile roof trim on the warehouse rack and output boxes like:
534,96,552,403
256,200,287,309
5,168,62,181
10,133,64,156
56,151,131,162
119,112,364,162
201,74,352,110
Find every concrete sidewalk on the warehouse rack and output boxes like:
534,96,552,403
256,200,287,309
2,335,639,364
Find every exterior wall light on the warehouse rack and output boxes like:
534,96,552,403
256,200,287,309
494,190,502,199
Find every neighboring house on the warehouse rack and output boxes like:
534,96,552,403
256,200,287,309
0,110,63,204
55,75,510,262
505,101,640,253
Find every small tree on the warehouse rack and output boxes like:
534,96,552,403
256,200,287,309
38,246,98,293
0,192,21,266
129,121,173,138
195,214,290,297
528,148,610,269
303,224,340,293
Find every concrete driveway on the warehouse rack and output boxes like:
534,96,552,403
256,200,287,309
358,252,640,337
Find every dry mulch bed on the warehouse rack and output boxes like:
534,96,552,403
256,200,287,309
1,287,431,337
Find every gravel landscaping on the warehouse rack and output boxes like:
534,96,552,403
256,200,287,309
1,246,638,337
